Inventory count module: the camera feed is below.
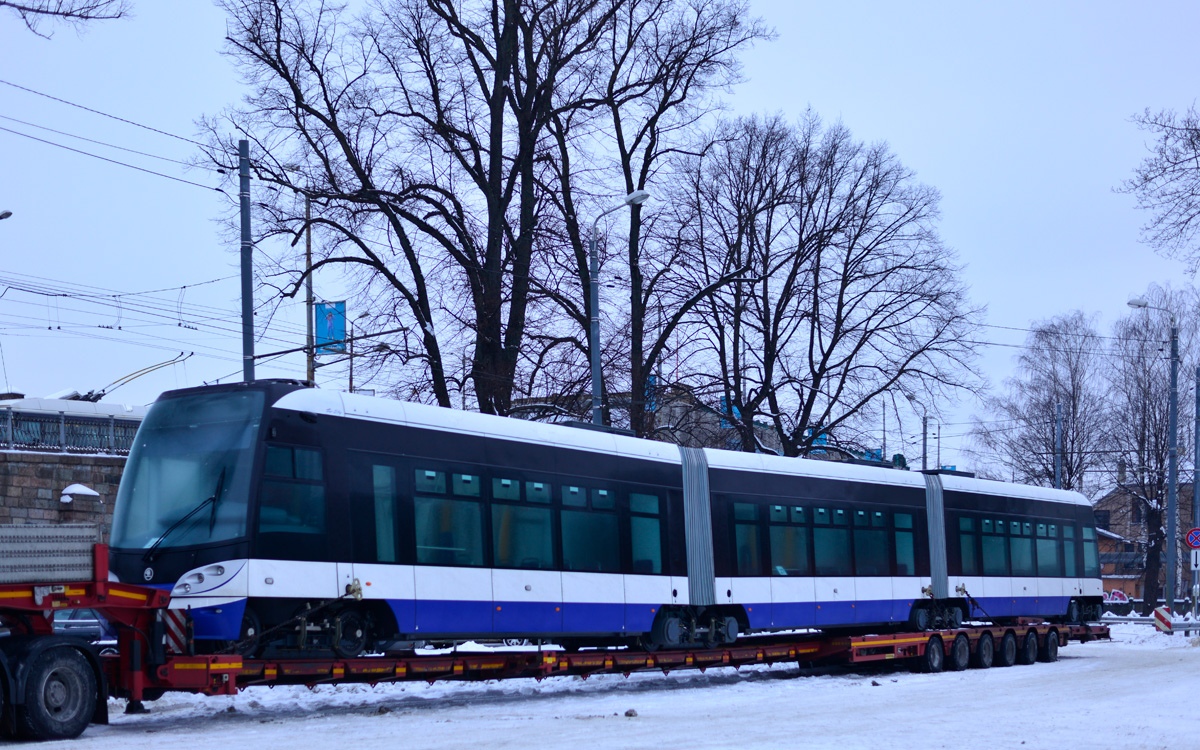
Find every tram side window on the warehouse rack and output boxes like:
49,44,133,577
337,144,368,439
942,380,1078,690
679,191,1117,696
1010,520,1035,576
813,507,852,576
734,503,764,575
853,510,889,576
414,469,484,567
981,518,1009,576
259,446,325,534
894,513,915,576
769,505,810,576
959,517,978,576
630,492,663,575
1037,523,1060,577
493,503,554,570
1063,525,1078,577
1082,526,1100,578
561,486,618,573
372,465,397,563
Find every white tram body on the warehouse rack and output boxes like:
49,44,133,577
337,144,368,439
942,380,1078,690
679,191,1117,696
108,382,1102,651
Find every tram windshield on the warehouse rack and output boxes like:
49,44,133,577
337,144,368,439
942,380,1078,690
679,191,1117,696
110,390,265,550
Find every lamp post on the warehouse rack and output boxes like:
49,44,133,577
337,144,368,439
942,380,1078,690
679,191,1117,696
904,393,928,471
1128,297,1179,615
589,190,650,425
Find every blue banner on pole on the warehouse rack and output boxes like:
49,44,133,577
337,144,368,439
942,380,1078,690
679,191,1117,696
315,301,347,354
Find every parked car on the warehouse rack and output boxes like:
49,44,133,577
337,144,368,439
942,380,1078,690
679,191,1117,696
52,608,115,641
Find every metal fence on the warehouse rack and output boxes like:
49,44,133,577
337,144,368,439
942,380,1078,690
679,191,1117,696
2,407,141,455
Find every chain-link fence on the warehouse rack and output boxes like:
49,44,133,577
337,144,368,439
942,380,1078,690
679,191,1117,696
2,408,140,455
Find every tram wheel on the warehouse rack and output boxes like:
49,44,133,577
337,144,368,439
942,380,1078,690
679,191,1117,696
1038,630,1060,663
995,631,1018,667
233,607,262,657
332,609,368,658
908,604,931,632
16,648,96,741
916,635,944,673
1017,630,1039,665
948,633,970,671
971,632,994,669
1066,599,1081,624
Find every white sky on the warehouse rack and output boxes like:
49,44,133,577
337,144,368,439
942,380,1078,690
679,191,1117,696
0,1,1196,472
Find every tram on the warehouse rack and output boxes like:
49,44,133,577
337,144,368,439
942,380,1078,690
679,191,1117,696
107,380,1102,655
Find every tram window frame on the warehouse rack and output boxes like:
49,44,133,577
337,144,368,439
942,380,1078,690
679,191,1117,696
1036,522,1060,577
769,504,811,576
733,502,765,576
894,512,916,576
958,516,979,576
853,509,890,576
1082,526,1100,578
560,483,619,573
982,518,1009,576
258,444,327,537
1009,519,1035,576
628,491,664,575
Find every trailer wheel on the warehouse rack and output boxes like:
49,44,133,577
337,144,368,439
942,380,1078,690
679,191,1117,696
916,635,944,673
1038,630,1060,663
995,631,1018,667
16,647,96,741
1017,630,1039,665
971,632,994,669
948,633,970,671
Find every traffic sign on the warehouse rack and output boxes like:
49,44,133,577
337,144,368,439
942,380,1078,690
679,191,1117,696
1187,528,1200,550
1193,549,1200,572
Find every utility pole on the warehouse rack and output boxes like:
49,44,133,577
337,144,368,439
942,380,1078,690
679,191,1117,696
1194,366,1199,618
1054,401,1063,490
305,193,314,384
1167,320,1179,615
238,140,255,382
921,414,928,472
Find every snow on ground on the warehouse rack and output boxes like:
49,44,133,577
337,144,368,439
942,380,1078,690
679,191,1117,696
36,625,1200,750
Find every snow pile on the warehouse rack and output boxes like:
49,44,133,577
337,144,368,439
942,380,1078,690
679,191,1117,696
1105,622,1200,649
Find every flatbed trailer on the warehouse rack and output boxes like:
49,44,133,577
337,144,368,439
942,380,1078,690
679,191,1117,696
0,544,1111,742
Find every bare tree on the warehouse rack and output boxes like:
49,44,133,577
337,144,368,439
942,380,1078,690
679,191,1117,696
969,311,1109,494
1105,284,1199,611
531,0,768,433
1,0,128,36
684,113,980,456
205,0,627,413
1120,106,1200,271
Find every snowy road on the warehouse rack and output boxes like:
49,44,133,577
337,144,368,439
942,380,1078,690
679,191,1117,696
33,626,1199,749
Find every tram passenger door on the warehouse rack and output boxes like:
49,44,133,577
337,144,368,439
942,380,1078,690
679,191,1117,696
346,456,416,634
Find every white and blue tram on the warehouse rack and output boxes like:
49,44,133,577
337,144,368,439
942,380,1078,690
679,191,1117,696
108,380,1103,655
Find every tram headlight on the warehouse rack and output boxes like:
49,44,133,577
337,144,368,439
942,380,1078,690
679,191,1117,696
182,583,192,593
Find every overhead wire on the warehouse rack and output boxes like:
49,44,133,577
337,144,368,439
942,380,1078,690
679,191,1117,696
0,78,208,148
0,113,196,168
0,125,227,195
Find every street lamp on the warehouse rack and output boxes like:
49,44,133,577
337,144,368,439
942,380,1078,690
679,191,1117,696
904,392,929,471
0,210,12,221
589,190,650,425
1128,296,1180,615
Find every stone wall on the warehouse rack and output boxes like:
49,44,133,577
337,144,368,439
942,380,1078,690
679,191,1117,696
0,451,126,541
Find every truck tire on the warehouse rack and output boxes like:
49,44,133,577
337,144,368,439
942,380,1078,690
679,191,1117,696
16,648,97,741
995,631,1018,667
1017,630,1038,665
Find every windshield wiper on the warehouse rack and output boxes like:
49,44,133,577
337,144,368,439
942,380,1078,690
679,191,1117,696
143,467,227,563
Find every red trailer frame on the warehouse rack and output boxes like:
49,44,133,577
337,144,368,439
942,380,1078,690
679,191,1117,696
0,545,1111,741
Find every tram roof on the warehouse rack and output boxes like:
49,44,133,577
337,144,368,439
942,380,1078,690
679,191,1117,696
270,388,1089,507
